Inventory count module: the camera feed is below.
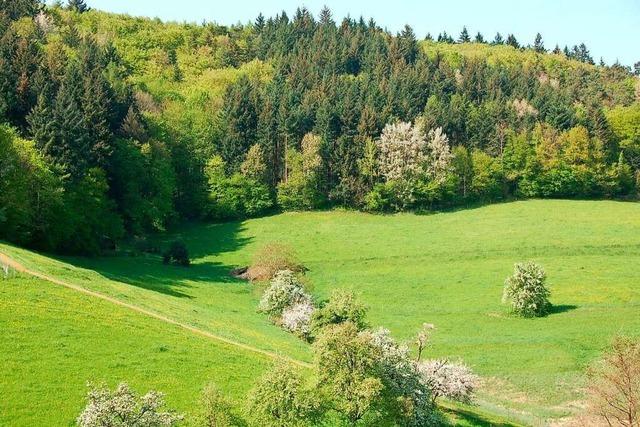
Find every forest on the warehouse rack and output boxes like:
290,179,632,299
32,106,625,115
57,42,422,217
1,0,640,254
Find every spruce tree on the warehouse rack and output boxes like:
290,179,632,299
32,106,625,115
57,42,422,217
67,0,89,13
474,32,485,43
506,34,520,49
254,13,265,33
458,26,470,43
552,44,561,55
533,33,545,53
634,61,640,76
492,32,504,45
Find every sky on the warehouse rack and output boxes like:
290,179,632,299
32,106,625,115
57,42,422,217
84,0,639,66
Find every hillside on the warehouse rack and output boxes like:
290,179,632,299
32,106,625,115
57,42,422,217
2,200,639,424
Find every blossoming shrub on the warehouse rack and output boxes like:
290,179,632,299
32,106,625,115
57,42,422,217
416,360,478,404
503,261,551,317
76,383,182,427
281,301,315,338
258,270,311,317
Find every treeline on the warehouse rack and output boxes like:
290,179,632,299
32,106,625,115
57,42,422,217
1,1,639,254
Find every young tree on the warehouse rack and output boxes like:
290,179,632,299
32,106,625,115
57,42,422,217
587,336,639,427
193,383,240,427
246,363,319,427
311,289,368,333
503,262,551,317
313,322,383,424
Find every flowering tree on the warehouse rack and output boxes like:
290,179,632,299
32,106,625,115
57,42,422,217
258,270,311,317
377,121,428,182
416,360,478,404
76,383,182,427
426,127,452,183
503,262,551,317
281,301,315,338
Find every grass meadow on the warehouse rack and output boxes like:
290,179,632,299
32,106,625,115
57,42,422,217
2,199,639,425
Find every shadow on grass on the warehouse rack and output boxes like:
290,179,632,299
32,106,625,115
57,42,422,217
549,304,578,315
442,405,521,427
57,220,252,298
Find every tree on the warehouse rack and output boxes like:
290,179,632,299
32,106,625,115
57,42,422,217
416,360,478,404
162,240,190,266
313,322,383,425
634,61,640,76
533,33,545,53
474,32,485,43
67,0,89,13
492,32,504,45
311,289,368,333
76,383,182,427
277,133,325,210
246,363,319,427
587,336,640,427
505,34,520,49
258,270,311,317
0,0,41,20
193,383,241,427
503,262,551,317
458,26,470,43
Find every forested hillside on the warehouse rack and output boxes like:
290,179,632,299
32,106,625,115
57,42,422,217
1,0,639,254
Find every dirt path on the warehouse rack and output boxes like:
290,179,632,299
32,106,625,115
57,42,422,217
0,252,311,369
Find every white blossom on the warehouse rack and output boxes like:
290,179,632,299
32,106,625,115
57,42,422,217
511,98,538,118
426,127,452,183
503,262,551,317
77,383,183,427
281,301,314,336
258,270,311,317
377,121,428,182
416,360,478,404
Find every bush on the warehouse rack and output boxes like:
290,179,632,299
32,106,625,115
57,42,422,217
258,270,311,317
247,243,305,282
311,290,368,333
281,301,315,338
502,261,551,317
163,240,190,266
245,363,319,427
416,360,478,404
76,383,183,427
192,383,243,427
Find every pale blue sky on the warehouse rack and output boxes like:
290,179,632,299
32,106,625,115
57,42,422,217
84,0,639,66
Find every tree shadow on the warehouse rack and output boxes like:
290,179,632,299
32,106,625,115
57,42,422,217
442,405,521,427
549,304,578,315
55,220,252,298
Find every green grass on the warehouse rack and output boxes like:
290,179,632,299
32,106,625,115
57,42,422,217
0,275,272,427
2,199,639,425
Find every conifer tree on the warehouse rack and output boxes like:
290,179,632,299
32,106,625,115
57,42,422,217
533,33,545,53
66,0,89,13
506,34,519,49
552,44,562,55
492,32,504,45
474,32,485,43
458,26,471,43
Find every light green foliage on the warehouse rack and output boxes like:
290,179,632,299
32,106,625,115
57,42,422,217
311,290,368,333
313,322,383,425
503,262,551,317
607,103,640,170
245,363,318,427
191,383,241,427
277,133,325,211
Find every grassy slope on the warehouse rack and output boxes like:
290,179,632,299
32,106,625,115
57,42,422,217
0,275,272,427
2,199,639,424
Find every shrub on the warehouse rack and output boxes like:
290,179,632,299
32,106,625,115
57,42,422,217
587,336,640,426
311,290,368,333
416,360,478,404
281,301,315,338
502,261,551,317
258,270,311,317
76,382,183,427
163,240,190,266
247,243,305,282
192,383,242,427
245,363,319,427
